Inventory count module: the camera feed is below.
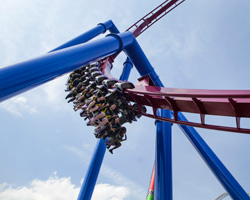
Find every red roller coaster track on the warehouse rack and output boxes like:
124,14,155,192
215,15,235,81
126,0,185,38
103,0,250,134
101,59,250,134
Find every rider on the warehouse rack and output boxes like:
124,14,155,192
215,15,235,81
94,116,120,139
106,126,127,154
87,103,118,126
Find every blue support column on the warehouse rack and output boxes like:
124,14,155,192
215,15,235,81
78,36,133,200
123,37,172,200
122,33,249,199
76,24,120,200
123,37,163,87
123,34,249,199
119,57,133,81
155,109,172,200
176,112,250,200
50,20,119,52
0,31,134,102
77,140,106,200
2,26,246,200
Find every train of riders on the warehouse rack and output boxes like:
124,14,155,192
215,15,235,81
65,61,145,154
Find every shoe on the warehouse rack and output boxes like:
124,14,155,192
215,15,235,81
109,149,113,154
80,112,88,117
84,116,89,120
68,98,75,103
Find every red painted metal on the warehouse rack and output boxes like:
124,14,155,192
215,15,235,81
149,165,155,191
123,84,250,134
126,0,185,38
108,0,185,64
100,59,250,134
147,165,155,200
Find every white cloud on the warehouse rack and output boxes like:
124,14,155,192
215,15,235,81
92,184,129,200
101,166,145,199
40,76,69,111
64,145,146,199
0,76,71,115
0,96,37,117
0,175,78,200
0,174,129,200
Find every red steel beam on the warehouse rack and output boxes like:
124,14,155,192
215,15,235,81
108,0,185,63
123,84,250,134
126,0,185,38
100,59,250,133
124,85,250,117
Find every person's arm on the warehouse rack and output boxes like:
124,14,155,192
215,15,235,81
99,103,109,110
89,106,98,113
122,134,127,141
86,100,96,111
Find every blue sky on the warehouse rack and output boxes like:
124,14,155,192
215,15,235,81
0,0,250,199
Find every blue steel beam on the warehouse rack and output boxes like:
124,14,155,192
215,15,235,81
119,58,133,81
123,32,249,199
50,20,120,52
0,26,129,200
0,31,133,102
77,27,121,200
119,57,133,81
176,112,250,200
1,24,247,199
155,110,172,200
124,38,163,87
78,48,134,200
123,37,173,200
45,20,119,200
51,22,120,200
77,139,107,200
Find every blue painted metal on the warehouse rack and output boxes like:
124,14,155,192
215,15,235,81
120,59,132,82
76,23,120,200
0,31,134,102
124,34,249,199
119,57,133,81
1,21,247,199
78,28,125,200
122,30,248,199
50,20,119,52
155,109,172,200
176,112,250,200
77,139,106,200
123,37,172,200
100,20,120,34
50,21,120,200
78,46,133,200
123,38,163,87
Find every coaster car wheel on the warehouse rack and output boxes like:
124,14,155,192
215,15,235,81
113,81,135,92
96,75,108,85
102,79,118,88
90,67,100,73
91,71,103,79
90,62,100,68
